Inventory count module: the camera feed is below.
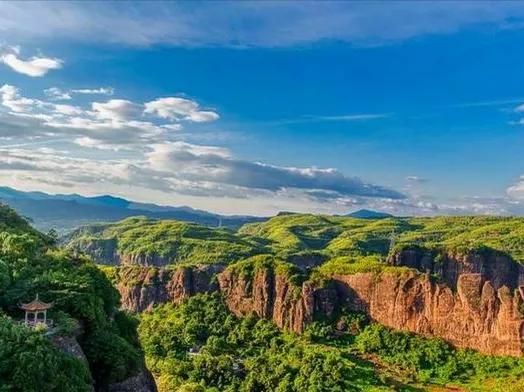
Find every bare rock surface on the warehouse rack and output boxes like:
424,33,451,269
116,253,524,357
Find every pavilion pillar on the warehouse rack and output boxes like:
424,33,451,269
24,311,28,326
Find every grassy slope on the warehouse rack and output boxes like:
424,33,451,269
69,214,524,275
241,214,524,268
68,216,263,265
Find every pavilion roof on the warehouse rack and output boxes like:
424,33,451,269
20,295,53,311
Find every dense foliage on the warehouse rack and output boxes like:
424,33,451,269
141,294,524,392
0,315,92,392
356,323,524,391
139,294,396,392
241,214,524,263
70,214,524,285
0,204,143,390
67,216,262,265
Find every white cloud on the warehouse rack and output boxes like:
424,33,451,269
144,97,219,122
507,176,524,199
188,110,220,123
91,99,143,121
405,176,428,183
0,85,218,149
146,142,405,200
44,87,72,101
44,86,114,101
0,84,45,113
515,103,524,112
307,113,389,122
0,47,62,77
71,87,114,95
53,104,84,116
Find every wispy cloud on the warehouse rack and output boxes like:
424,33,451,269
275,113,390,125
45,86,114,101
3,2,524,47
71,87,114,95
448,98,524,108
405,176,428,183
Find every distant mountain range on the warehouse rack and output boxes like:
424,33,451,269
0,186,266,232
346,209,394,219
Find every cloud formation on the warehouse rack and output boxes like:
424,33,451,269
0,46,62,77
405,176,428,183
71,87,114,95
144,97,220,122
507,176,524,199
0,83,406,213
44,86,114,101
2,2,524,47
147,142,405,199
0,84,219,148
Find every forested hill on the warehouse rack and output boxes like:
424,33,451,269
0,204,153,391
69,213,524,269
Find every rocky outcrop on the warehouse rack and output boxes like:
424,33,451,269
218,268,338,332
115,252,524,357
51,327,157,392
332,271,524,357
107,368,157,392
51,334,89,363
389,248,524,290
118,264,224,312
216,267,524,356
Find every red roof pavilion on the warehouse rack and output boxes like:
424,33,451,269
20,294,53,327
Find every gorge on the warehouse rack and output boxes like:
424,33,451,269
68,215,524,358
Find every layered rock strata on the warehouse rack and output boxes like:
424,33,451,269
116,253,524,356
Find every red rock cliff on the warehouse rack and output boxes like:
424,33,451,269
117,264,223,312
116,256,524,357
332,271,524,356
217,268,337,332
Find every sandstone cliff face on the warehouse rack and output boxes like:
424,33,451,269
332,271,524,357
216,266,524,356
115,252,524,357
71,239,173,267
389,248,524,289
217,268,337,332
118,264,224,312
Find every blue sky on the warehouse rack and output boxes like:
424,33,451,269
2,1,524,216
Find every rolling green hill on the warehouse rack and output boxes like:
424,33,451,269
68,214,524,275
67,216,264,265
